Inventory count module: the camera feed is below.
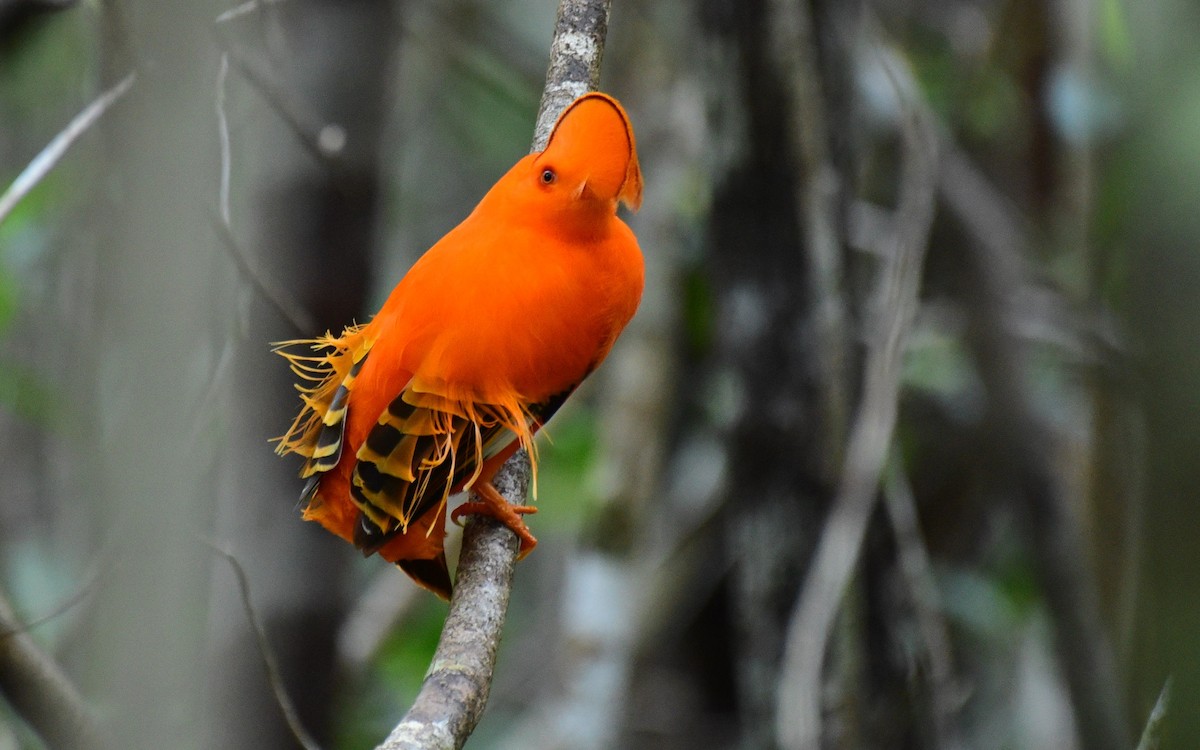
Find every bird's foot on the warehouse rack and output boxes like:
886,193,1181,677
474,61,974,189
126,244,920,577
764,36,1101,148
451,481,538,559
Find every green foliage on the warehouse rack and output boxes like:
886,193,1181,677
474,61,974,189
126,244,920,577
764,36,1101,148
0,362,56,426
681,264,715,356
908,33,1023,147
533,403,601,530
0,13,92,138
334,598,448,750
443,48,540,173
1099,0,1134,70
0,263,18,334
0,11,93,431
0,175,66,427
903,326,976,400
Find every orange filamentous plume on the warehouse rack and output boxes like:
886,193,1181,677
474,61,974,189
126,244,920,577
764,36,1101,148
273,92,645,599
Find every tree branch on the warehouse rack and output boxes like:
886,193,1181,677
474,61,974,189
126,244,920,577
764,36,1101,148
204,540,322,750
376,456,526,750
378,2,612,746
0,72,135,227
532,0,612,151
0,586,108,749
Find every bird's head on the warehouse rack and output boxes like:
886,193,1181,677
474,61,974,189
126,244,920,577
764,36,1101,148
530,92,643,214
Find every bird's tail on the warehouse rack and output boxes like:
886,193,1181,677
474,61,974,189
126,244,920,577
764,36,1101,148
397,554,453,601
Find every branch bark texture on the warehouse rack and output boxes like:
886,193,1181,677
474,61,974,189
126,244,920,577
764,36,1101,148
378,1,612,746
532,0,612,150
377,456,528,750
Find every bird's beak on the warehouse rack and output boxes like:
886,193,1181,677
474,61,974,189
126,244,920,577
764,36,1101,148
573,177,589,200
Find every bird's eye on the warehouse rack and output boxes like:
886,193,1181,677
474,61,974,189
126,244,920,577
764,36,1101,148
540,168,556,185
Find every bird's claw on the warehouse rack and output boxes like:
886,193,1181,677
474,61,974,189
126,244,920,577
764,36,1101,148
451,483,538,558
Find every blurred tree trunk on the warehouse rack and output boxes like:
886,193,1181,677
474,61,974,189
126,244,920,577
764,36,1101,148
684,0,860,746
634,1,949,747
208,2,398,748
86,2,223,747
699,2,833,741
1123,1,1200,744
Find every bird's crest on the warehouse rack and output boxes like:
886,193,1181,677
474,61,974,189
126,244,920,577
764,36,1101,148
545,92,643,211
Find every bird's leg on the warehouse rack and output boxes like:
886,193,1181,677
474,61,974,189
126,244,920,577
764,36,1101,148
451,480,538,558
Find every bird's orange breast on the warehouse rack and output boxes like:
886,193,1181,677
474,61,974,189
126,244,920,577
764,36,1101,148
369,194,643,406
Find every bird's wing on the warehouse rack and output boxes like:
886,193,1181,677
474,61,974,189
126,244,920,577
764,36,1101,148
350,381,580,554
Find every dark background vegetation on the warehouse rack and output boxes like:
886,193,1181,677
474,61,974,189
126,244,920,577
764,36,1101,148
1,0,1198,748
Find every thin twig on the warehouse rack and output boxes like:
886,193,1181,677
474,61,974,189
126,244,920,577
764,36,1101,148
214,0,288,25
211,212,317,334
217,52,234,227
776,54,939,750
202,539,323,750
221,45,345,164
1134,677,1171,750
212,48,316,334
0,72,135,227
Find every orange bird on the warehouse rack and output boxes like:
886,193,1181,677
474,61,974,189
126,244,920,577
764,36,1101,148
274,93,643,599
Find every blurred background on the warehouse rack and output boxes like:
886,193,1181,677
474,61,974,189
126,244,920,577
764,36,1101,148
1,0,1198,748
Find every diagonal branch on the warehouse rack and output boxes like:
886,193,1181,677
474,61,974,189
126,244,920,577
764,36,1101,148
0,72,135,227
0,586,108,749
376,2,612,748
1135,677,1171,750
211,209,317,335
376,457,527,750
203,539,322,750
217,45,346,166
